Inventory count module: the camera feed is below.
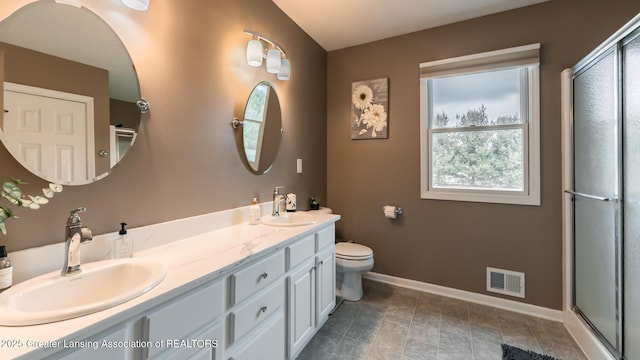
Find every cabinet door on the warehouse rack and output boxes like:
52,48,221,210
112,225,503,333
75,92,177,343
288,259,316,358
58,326,128,360
316,247,335,324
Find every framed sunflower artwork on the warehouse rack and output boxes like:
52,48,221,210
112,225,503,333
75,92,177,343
351,77,389,139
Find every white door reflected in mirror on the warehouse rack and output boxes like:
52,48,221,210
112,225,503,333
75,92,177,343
2,82,95,184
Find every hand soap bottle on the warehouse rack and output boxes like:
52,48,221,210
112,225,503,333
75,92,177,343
249,197,261,225
113,222,133,258
0,246,12,291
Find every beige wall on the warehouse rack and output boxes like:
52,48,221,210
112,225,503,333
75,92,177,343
327,0,640,309
0,0,327,250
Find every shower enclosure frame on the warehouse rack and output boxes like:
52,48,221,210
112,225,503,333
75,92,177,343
563,13,640,360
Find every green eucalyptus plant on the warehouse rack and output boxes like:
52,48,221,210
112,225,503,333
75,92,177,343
0,178,63,235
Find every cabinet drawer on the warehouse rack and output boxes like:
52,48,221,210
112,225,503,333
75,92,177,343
147,280,224,358
230,281,284,343
315,224,335,252
231,250,284,305
154,320,224,360
227,313,285,360
286,235,315,270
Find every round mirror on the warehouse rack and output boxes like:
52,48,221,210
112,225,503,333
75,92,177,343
0,0,143,185
241,81,282,174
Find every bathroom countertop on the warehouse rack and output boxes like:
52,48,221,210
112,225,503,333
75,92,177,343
0,212,340,360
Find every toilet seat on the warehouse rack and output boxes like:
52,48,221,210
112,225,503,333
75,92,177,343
335,242,373,261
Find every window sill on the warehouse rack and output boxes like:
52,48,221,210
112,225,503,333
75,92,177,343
422,189,540,206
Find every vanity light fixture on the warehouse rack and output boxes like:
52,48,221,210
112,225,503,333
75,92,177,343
278,59,290,80
54,0,82,7
244,30,290,80
122,0,150,11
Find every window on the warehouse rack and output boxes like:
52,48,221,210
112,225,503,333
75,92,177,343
419,44,540,205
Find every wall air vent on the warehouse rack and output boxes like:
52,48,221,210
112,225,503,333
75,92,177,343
486,267,525,298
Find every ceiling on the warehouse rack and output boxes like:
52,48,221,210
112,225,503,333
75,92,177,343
272,0,550,51
0,1,139,102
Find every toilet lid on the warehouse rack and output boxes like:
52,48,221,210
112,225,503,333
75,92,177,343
335,242,373,260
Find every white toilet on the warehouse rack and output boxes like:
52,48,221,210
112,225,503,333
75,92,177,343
335,241,374,301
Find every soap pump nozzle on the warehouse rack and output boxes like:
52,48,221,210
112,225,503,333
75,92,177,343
119,222,128,235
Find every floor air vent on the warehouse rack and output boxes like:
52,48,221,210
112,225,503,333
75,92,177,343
486,267,525,298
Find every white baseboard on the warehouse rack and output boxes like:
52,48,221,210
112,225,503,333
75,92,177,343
363,271,563,321
563,311,615,360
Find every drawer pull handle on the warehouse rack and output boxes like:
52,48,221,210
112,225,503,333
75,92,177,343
260,272,268,280
260,305,268,313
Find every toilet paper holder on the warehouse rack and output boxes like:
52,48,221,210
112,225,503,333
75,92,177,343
382,205,404,217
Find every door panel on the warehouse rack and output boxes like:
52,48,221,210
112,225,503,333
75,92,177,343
574,197,617,345
623,32,640,360
572,48,619,349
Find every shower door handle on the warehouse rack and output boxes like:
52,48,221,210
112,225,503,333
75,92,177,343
564,190,616,202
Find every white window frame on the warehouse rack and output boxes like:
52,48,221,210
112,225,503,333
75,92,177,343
419,44,541,206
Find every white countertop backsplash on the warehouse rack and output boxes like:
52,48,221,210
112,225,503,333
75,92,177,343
1,204,338,360
8,202,307,283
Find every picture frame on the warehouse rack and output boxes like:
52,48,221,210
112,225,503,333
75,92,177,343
351,77,389,139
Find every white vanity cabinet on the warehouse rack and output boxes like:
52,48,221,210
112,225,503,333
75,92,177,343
286,225,336,359
34,219,338,360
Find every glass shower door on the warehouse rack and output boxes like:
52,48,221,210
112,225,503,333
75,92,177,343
572,47,620,351
623,30,640,360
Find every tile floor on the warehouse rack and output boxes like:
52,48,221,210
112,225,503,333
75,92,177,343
298,279,587,360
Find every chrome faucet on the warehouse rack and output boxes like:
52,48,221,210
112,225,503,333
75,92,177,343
61,207,93,276
272,186,286,216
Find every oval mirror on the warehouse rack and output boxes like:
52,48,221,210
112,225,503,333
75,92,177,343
241,81,282,174
0,0,144,185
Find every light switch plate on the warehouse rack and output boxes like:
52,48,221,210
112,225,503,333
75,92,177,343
296,159,302,173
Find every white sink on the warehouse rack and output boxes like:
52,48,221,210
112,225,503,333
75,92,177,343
0,258,167,326
261,212,318,227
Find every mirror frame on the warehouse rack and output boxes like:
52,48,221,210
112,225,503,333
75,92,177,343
0,0,146,185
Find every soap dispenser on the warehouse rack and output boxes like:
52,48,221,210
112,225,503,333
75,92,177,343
0,245,12,290
249,198,261,225
113,222,133,258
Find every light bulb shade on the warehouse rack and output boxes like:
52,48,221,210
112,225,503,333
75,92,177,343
277,59,290,80
266,49,281,74
246,39,263,67
54,0,82,7
122,0,149,11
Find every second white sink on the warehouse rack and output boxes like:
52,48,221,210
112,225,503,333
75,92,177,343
0,257,167,326
261,212,318,227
